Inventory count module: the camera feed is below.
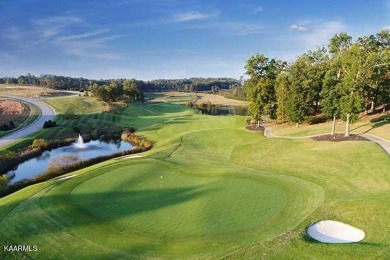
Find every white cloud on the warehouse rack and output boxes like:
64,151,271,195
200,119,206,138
32,16,82,26
31,16,83,38
55,29,110,42
181,20,266,36
67,48,122,60
172,11,218,22
302,20,346,47
267,20,347,60
55,33,126,60
2,26,22,41
26,15,124,60
289,24,308,31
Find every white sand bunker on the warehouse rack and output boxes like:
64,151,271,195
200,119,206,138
121,155,144,160
56,174,77,181
307,220,365,243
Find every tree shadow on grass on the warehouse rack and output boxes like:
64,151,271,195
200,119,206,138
163,118,192,126
370,114,390,123
362,120,390,134
0,184,216,239
350,116,389,135
0,165,218,258
350,123,370,132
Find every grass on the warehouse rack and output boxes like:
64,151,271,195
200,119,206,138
0,97,389,259
273,115,390,141
43,96,104,115
148,91,248,107
194,92,248,106
0,84,76,98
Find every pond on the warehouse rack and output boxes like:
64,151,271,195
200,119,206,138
6,139,132,184
196,105,247,116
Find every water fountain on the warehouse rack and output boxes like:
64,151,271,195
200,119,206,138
4,134,133,184
73,134,87,149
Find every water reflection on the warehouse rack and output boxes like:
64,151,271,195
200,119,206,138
196,105,247,116
5,139,132,184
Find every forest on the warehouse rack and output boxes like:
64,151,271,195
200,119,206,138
244,29,390,136
0,75,238,93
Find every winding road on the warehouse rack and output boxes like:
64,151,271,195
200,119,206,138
0,95,56,148
262,124,390,157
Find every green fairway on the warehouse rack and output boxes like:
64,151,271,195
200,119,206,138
0,97,389,259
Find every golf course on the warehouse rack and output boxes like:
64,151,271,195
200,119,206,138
0,94,389,259
2,0,390,258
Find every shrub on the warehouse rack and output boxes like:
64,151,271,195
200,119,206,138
47,155,81,174
0,121,16,131
121,132,129,141
0,148,41,175
115,102,127,108
73,126,81,133
306,114,329,125
197,101,212,109
142,140,152,150
31,139,49,149
43,120,57,128
124,127,135,133
0,175,9,192
0,150,17,160
0,175,9,187
121,131,153,150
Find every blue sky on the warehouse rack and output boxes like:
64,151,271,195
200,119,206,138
1,0,389,80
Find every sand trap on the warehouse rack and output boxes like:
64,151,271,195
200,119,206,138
307,220,365,243
121,155,144,160
56,175,77,181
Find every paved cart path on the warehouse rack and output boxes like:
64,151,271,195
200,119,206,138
0,95,56,148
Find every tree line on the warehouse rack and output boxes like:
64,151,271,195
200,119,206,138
0,74,90,90
0,74,238,93
245,29,390,136
89,79,144,102
142,78,238,92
